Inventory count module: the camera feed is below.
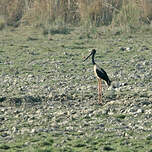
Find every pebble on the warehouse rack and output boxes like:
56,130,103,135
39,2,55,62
0,33,151,151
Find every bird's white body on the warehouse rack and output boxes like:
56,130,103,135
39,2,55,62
94,64,100,79
94,64,109,85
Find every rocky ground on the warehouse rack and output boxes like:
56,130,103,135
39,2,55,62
0,26,152,151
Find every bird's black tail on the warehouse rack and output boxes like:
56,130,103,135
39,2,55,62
106,79,111,86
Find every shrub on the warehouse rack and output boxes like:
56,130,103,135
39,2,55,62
0,0,152,28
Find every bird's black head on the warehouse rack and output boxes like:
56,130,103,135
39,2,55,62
83,49,96,62
91,49,96,55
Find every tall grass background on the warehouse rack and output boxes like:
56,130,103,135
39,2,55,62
0,0,152,31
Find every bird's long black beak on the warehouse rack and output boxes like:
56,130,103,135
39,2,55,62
83,52,92,62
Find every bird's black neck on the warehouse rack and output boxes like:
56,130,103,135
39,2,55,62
92,53,95,65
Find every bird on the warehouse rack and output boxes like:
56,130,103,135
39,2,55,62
83,49,111,104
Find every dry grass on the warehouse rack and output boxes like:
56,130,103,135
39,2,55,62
112,1,141,28
0,0,152,28
77,0,122,26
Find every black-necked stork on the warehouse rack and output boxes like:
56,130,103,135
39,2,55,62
83,49,111,104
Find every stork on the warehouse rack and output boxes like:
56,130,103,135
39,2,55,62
83,49,111,104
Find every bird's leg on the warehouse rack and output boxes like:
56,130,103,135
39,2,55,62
100,79,102,104
98,79,102,104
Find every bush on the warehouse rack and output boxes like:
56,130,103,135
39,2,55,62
0,16,6,30
0,0,152,28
